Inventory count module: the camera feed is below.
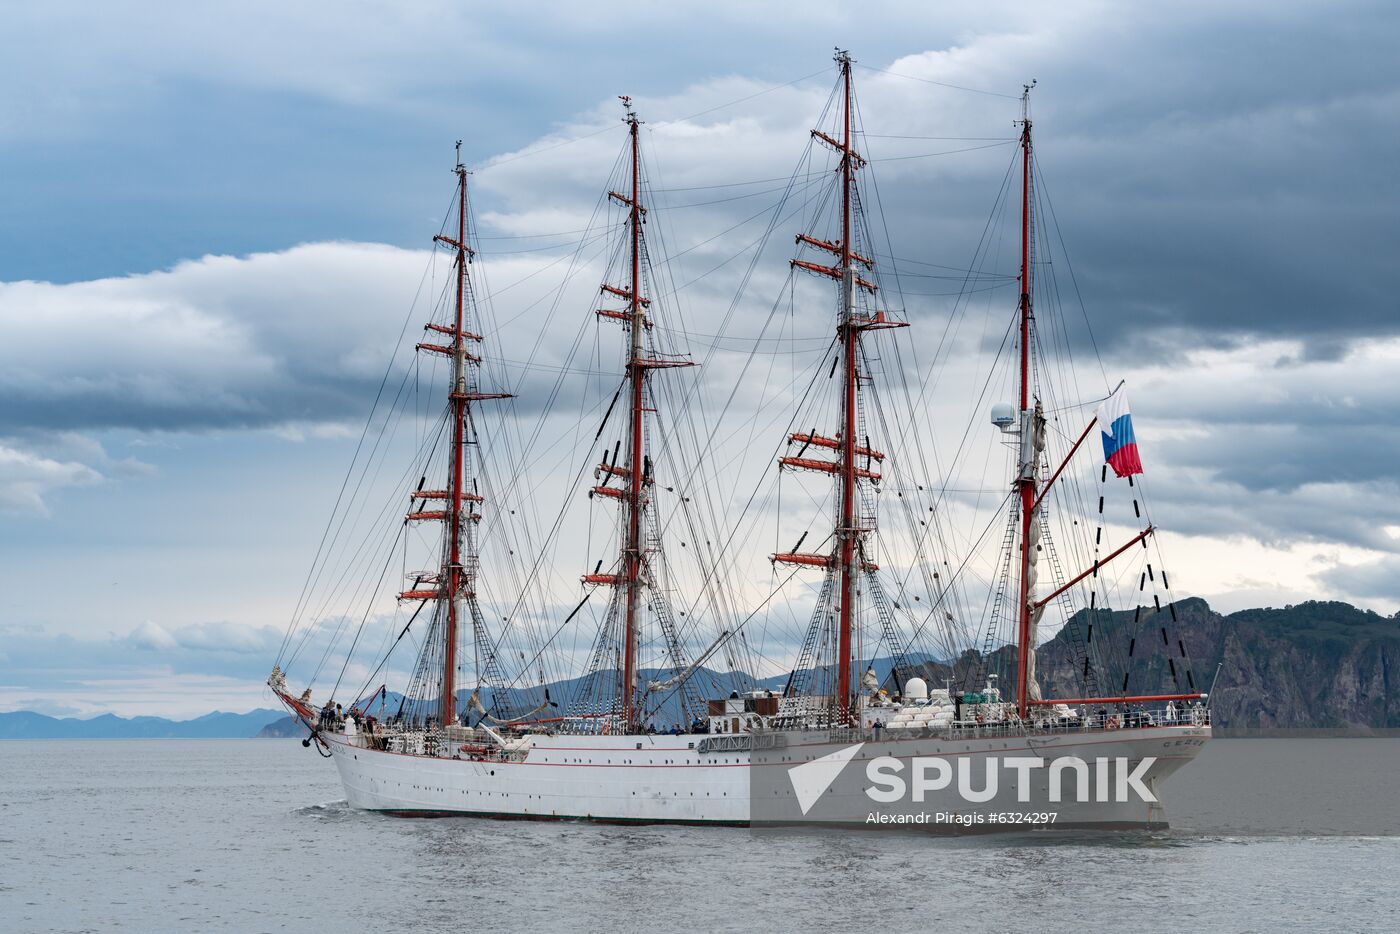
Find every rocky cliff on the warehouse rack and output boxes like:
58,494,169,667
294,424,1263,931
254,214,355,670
1046,598,1400,730
946,599,1394,728
911,598,1399,730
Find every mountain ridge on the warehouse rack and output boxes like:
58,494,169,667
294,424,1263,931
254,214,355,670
7,598,1398,738
0,708,285,740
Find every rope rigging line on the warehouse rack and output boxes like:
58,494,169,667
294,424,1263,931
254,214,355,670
851,84,984,661
476,67,829,174
285,377,448,676
276,248,440,666
854,63,1021,100
296,405,451,681
281,57,1197,728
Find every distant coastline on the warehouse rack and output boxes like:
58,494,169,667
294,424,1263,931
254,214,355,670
6,598,1397,739
0,708,285,740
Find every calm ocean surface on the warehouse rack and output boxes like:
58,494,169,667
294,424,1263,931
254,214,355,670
2,738,1397,933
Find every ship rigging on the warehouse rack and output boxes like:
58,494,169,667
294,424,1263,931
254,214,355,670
267,52,1212,828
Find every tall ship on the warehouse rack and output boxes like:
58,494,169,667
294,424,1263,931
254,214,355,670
270,54,1210,828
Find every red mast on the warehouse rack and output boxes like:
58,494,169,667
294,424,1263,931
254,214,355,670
442,153,469,727
1014,85,1036,719
622,102,645,730
403,143,510,727
834,52,860,724
582,99,693,731
774,53,904,724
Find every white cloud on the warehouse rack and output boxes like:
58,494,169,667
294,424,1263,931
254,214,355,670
167,621,283,655
120,620,282,656
127,620,177,651
0,441,102,514
0,243,430,432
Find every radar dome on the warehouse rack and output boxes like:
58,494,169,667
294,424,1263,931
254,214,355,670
990,402,1016,431
904,677,929,702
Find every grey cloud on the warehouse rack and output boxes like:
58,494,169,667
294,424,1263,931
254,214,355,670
1317,554,1400,604
1138,472,1400,552
123,620,283,656
6,621,284,688
0,243,432,433
1161,425,1399,495
2,2,1399,630
5,6,1396,428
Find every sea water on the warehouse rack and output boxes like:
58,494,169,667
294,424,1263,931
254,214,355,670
1,738,1397,932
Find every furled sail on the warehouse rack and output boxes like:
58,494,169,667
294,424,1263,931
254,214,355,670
1023,401,1047,704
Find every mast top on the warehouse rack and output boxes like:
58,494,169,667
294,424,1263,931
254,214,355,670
1019,79,1037,126
618,95,640,125
833,48,852,66
454,139,466,174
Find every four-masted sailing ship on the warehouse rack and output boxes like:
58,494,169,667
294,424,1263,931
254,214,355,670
270,53,1211,828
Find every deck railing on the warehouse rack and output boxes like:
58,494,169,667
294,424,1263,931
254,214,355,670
876,702,1209,742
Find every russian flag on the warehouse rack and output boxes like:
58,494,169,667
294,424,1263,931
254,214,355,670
1095,385,1143,478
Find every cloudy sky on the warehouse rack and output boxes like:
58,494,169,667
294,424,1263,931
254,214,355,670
2,1,1397,717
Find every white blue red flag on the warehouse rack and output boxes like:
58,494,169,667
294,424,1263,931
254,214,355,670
1095,385,1143,478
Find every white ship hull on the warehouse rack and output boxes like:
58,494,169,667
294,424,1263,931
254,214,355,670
313,723,1210,829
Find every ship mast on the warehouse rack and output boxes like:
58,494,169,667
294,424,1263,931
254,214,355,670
621,101,645,729
577,99,694,732
834,51,860,723
774,52,906,724
403,143,511,727
1014,85,1037,719
442,150,471,726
